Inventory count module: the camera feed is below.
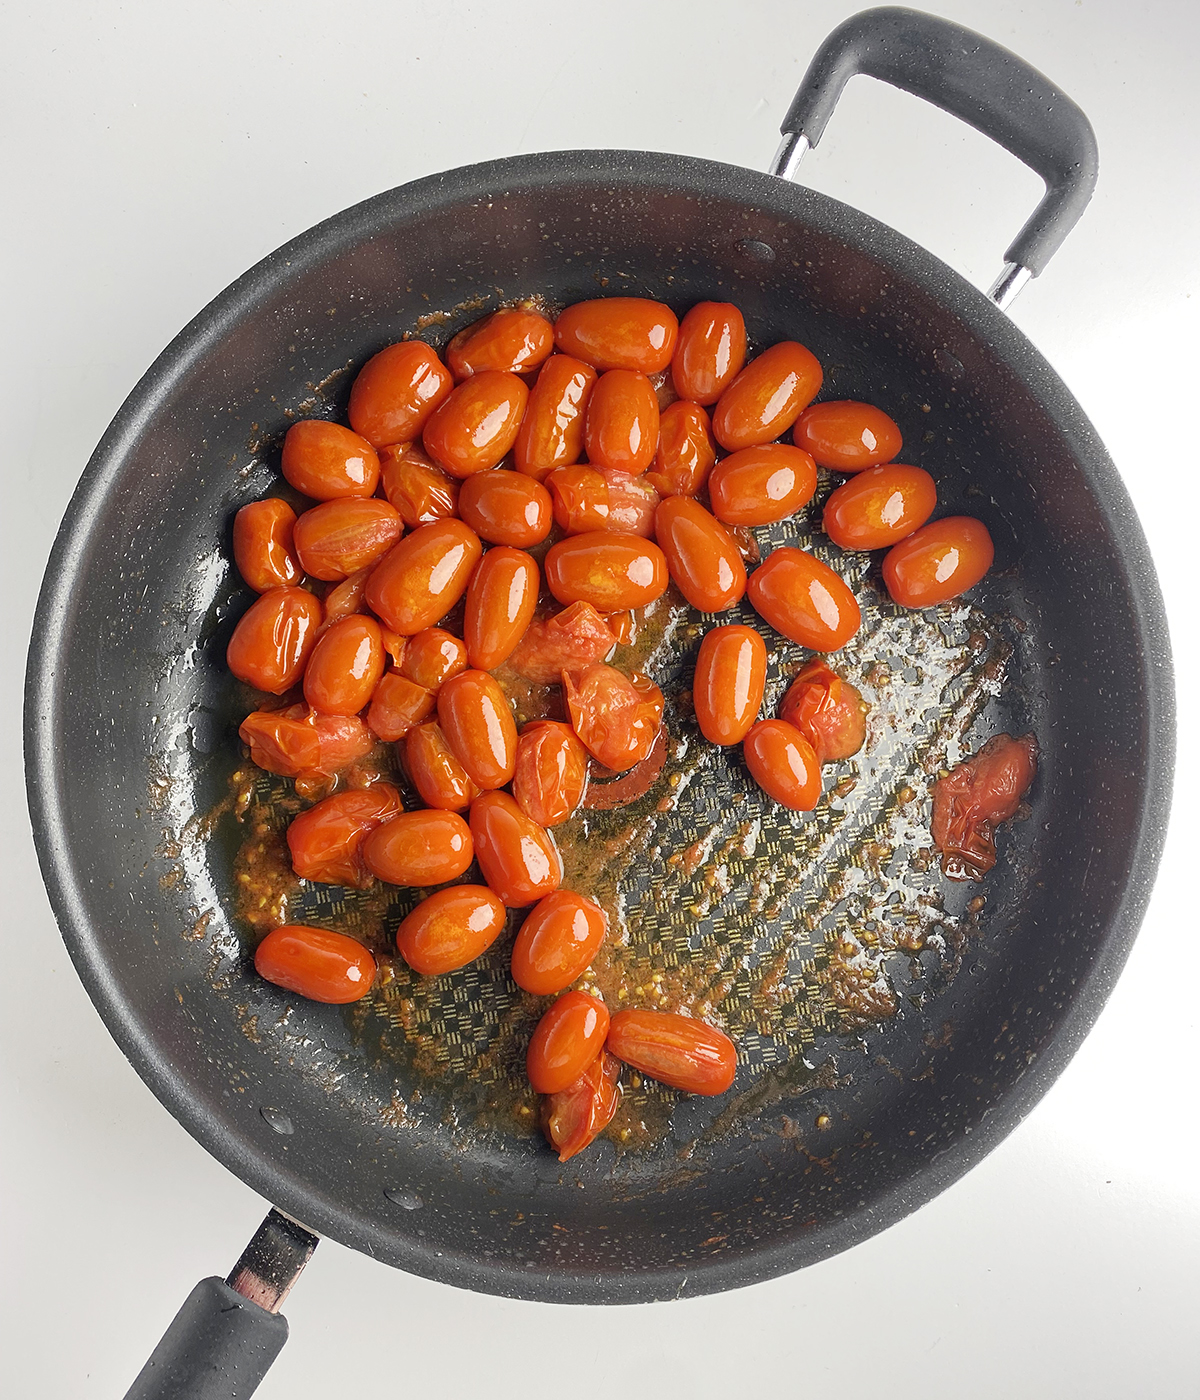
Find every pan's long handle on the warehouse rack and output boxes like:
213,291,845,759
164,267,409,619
770,6,1098,309
124,1209,317,1400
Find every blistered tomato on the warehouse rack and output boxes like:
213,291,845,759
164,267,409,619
793,400,902,471
364,519,482,634
361,808,473,885
292,498,402,581
456,470,552,548
708,444,818,526
233,499,301,592
379,444,459,526
544,531,668,611
348,341,454,448
547,465,659,537
514,355,597,480
882,516,994,607
422,371,529,478
654,496,746,612
582,370,660,475
554,298,679,374
227,586,322,694
399,628,469,692
931,733,1038,880
507,603,619,685
822,464,937,551
239,706,372,779
692,625,767,745
645,401,716,498
446,307,554,379
464,546,539,671
780,658,867,765
286,784,403,887
438,669,518,790
671,301,747,404
395,885,507,976
743,719,821,811
712,341,823,451
527,992,611,1095
511,889,607,996
511,722,588,828
281,420,381,500
366,672,434,741
563,664,663,772
405,721,480,811
469,791,563,907
606,1010,736,1095
302,615,384,715
747,547,861,650
320,569,371,629
255,924,376,1004
541,1050,622,1162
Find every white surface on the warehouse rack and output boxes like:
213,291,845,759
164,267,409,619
2,1,1198,1395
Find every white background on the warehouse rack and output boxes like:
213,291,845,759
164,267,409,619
3,1,1198,1395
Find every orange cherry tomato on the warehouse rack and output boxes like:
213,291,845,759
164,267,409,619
882,516,994,608
793,399,902,472
507,602,619,684
541,1049,622,1161
239,705,372,778
511,722,589,828
511,888,607,995
361,807,474,885
320,568,371,629
747,547,861,650
712,341,823,452
527,991,610,1095
671,301,747,404
822,464,937,551
255,924,376,1004
464,546,539,671
292,498,402,581
743,718,821,810
457,469,552,547
399,628,469,692
438,669,518,790
780,658,867,765
281,420,381,500
446,307,554,379
514,355,597,481
708,444,818,526
405,721,480,811
554,298,679,374
348,340,454,449
422,371,529,478
692,625,767,745
378,444,459,527
544,531,668,611
286,784,403,887
302,615,384,715
364,519,482,635
547,465,659,537
606,1009,736,1095
366,672,435,742
582,370,660,475
469,791,562,907
645,401,716,497
654,496,747,613
563,663,663,773
395,885,507,975
233,499,301,592
227,586,322,694
931,733,1038,880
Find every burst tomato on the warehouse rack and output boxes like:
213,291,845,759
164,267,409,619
507,602,619,685
286,784,403,887
513,355,597,480
780,658,867,765
544,532,668,611
541,1050,622,1161
364,519,482,635
281,420,380,500
511,722,588,828
793,399,902,471
708,444,818,526
366,672,435,742
399,627,469,692
456,469,552,547
606,1010,736,1095
743,719,822,811
348,341,454,448
671,301,747,405
405,721,480,811
362,808,474,886
292,498,402,581
583,370,660,475
395,885,507,976
692,625,767,745
527,992,610,1095
378,444,460,527
931,733,1038,881
747,547,860,651
438,669,518,790
654,496,746,613
464,546,539,672
239,705,373,778
446,307,554,379
712,342,823,452
822,464,937,551
422,371,529,478
554,298,678,374
563,663,663,773
882,516,994,607
303,615,385,715
645,401,716,498
547,465,659,537
233,499,300,592
320,569,370,629
511,889,607,996
227,586,322,694
470,791,563,907
255,925,376,1004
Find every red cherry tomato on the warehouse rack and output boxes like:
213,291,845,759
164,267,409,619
583,370,660,475
348,341,454,449
692,625,767,745
399,628,469,692
366,672,435,742
281,420,381,500
563,664,663,773
554,298,679,374
255,924,376,1004
239,705,372,779
671,301,747,404
286,784,403,887
514,355,597,481
302,615,385,715
470,791,563,907
712,341,823,452
547,465,659,537
292,498,402,581
233,499,301,592
361,808,474,885
544,531,668,611
708,444,818,526
743,719,821,810
606,1010,736,1095
511,722,589,828
780,658,867,765
456,470,552,548
446,307,555,379
395,885,507,975
364,519,482,635
654,496,747,613
422,371,529,478
227,586,322,694
931,733,1038,880
541,1049,622,1162
747,547,861,651
511,889,607,995
527,991,611,1095
793,399,902,472
464,546,539,672
378,444,459,527
438,669,518,790
405,721,480,811
882,516,994,608
645,401,716,498
507,602,619,685
822,464,937,551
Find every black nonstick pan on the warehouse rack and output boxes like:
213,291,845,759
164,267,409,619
24,8,1174,1399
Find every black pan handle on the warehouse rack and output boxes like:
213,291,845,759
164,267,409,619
771,6,1098,306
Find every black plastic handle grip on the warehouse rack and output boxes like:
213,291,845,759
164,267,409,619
781,6,1098,275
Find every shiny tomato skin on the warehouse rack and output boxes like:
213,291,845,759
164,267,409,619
563,664,663,773
708,444,818,526
320,569,370,628
793,399,902,472
227,586,322,694
932,733,1038,880
606,1010,736,1095
438,669,518,790
361,807,474,886
511,722,588,828
747,547,861,651
508,602,618,685
255,924,376,1004
470,791,563,907
422,371,529,478
378,444,459,527
511,889,607,995
239,705,372,778
554,298,679,374
527,992,610,1095
671,301,747,405
582,369,660,475
281,420,381,500
457,469,553,547
542,1049,622,1161
712,342,823,452
692,625,767,745
544,531,668,611
780,658,867,765
882,516,994,608
464,546,539,672
514,355,597,481
743,719,822,810
547,465,659,537
645,401,716,498
302,615,385,715
286,784,403,887
292,498,402,581
654,496,747,613
405,721,480,811
395,885,507,976
364,519,483,635
366,672,434,741
233,499,301,592
446,308,554,379
399,628,469,692
348,341,454,448
823,464,937,551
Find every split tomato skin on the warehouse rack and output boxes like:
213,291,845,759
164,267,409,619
563,663,664,773
399,628,469,693
446,308,554,379
365,672,434,742
780,658,867,765
882,516,994,608
405,721,480,811
583,370,661,475
606,1010,736,1095
708,444,817,527
747,547,861,651
654,496,747,613
743,719,822,811
422,371,530,478
822,464,937,551
379,445,459,527
671,301,747,405
364,519,482,635
511,889,608,996
692,625,767,745
507,602,618,685
514,355,597,480
711,341,823,452
456,469,553,547
464,546,539,672
292,498,402,581
233,499,301,592
793,399,902,472
286,784,403,887
541,1050,622,1162
438,669,519,790
554,298,679,374
227,586,322,694
547,465,659,538
931,733,1038,880
469,791,563,907
646,401,716,498
239,705,372,779
303,615,385,716
395,885,508,976
348,341,454,449
544,531,668,611
255,924,376,1004
511,722,588,829
527,992,611,1095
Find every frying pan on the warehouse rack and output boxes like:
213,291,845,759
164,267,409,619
24,7,1173,1398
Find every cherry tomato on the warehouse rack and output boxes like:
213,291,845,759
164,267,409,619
793,399,902,471
931,733,1038,880
233,499,300,592
822,464,936,551
321,569,371,628
422,371,529,478
399,628,469,692
582,369,660,475
545,531,668,611
512,722,588,828
379,444,459,527
281,420,381,500
747,547,861,651
405,721,480,811
882,516,994,608
255,924,376,1004
286,784,403,887
541,1049,621,1161
514,355,597,481
507,602,618,685
302,615,384,715
361,808,473,885
240,705,373,779
692,625,767,745
554,298,679,374
464,546,539,672
645,401,716,498
654,496,747,613
743,719,821,810
364,519,482,634
712,341,823,452
366,672,435,741
292,498,402,581
780,658,867,765
511,889,607,995
348,340,454,448
395,885,507,975
438,669,518,790
470,791,562,907
606,1009,736,1095
563,664,663,773
671,301,747,404
708,444,818,526
446,307,554,379
547,465,659,537
457,470,552,548
227,586,322,694
527,992,610,1095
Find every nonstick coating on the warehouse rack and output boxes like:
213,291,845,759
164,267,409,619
25,150,1173,1303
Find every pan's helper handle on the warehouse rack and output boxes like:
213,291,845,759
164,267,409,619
124,1209,318,1400
770,6,1098,309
